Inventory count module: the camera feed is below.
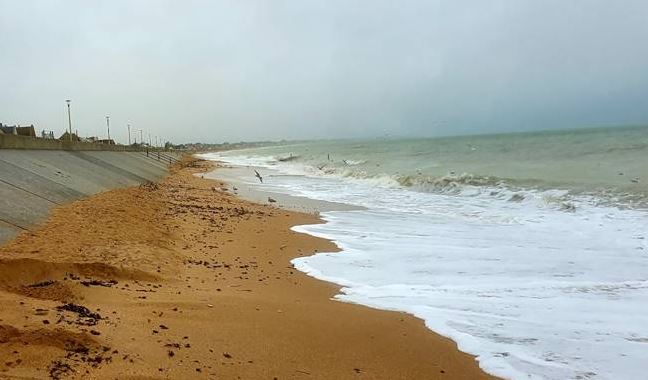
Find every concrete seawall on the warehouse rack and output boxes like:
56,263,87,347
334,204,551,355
0,149,178,244
0,133,144,151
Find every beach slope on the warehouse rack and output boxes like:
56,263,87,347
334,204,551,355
0,157,497,380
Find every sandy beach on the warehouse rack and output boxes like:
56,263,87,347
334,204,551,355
0,157,497,380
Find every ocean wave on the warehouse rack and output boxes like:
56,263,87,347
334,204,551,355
315,165,646,210
277,154,300,162
342,159,367,166
396,173,506,193
260,157,512,194
205,151,648,211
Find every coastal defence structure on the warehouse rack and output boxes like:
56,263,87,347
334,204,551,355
0,148,179,244
0,131,140,151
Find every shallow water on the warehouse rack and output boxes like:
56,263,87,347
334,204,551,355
199,126,648,380
216,126,648,206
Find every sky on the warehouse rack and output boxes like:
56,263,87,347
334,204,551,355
1,0,648,144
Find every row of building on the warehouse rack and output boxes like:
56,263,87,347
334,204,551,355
1,123,115,145
0,123,38,137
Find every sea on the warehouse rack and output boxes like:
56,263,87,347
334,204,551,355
200,126,648,380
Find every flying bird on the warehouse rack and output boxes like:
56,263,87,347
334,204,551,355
254,170,263,183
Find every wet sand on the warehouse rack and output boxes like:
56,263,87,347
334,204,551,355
0,157,498,380
204,164,361,214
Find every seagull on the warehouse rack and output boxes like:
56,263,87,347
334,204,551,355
254,170,263,183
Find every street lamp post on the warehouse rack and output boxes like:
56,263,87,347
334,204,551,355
65,99,72,141
105,116,110,141
139,129,143,147
127,124,131,145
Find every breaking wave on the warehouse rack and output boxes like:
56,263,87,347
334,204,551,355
202,150,647,211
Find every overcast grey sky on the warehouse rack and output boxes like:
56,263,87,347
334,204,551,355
1,0,647,143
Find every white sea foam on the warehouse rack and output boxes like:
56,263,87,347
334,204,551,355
201,151,648,380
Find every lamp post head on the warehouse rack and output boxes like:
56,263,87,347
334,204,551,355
65,99,71,104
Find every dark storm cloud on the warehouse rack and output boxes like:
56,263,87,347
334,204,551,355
1,0,647,143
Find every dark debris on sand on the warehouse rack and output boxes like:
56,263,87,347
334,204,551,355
27,280,57,288
55,342,115,379
48,360,74,380
56,303,102,326
80,279,118,287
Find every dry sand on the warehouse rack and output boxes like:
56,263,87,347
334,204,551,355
0,157,499,380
